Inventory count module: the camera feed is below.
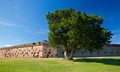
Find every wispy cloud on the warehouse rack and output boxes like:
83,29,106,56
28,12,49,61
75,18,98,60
111,29,120,44
112,30,120,33
116,42,120,44
0,20,22,27
112,34,120,38
26,29,49,35
112,29,120,38
36,29,49,35
4,44,13,47
15,38,21,42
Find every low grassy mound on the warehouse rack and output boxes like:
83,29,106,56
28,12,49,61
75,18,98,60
0,57,120,72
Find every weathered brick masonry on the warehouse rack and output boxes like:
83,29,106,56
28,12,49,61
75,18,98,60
0,42,57,58
0,42,120,58
56,44,120,57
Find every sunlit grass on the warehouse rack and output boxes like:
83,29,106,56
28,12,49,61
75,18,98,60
0,57,120,72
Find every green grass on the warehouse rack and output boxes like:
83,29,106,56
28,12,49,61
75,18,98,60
0,57,120,72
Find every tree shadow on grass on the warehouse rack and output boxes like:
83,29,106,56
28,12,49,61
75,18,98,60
73,58,120,66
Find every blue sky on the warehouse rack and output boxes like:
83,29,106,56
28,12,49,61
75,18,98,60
0,0,120,47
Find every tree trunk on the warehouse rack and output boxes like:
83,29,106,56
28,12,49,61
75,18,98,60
64,50,73,60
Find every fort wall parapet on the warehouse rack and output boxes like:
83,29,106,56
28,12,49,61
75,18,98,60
0,42,120,58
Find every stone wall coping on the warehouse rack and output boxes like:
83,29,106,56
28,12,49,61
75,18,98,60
0,42,120,50
0,42,49,50
104,44,120,47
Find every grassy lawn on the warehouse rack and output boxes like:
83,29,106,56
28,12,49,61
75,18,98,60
0,57,120,72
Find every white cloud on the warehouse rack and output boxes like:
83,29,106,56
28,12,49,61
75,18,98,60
37,29,49,35
111,33,120,44
4,44,13,47
110,29,120,44
15,38,21,42
111,29,120,39
117,42,120,44
112,34,120,38
112,29,120,33
0,20,22,27
26,29,49,35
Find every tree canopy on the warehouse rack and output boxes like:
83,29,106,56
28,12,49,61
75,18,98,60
46,8,113,60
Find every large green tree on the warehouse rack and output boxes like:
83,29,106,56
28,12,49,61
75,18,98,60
46,8,113,60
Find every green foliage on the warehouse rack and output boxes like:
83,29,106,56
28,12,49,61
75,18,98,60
46,8,113,60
